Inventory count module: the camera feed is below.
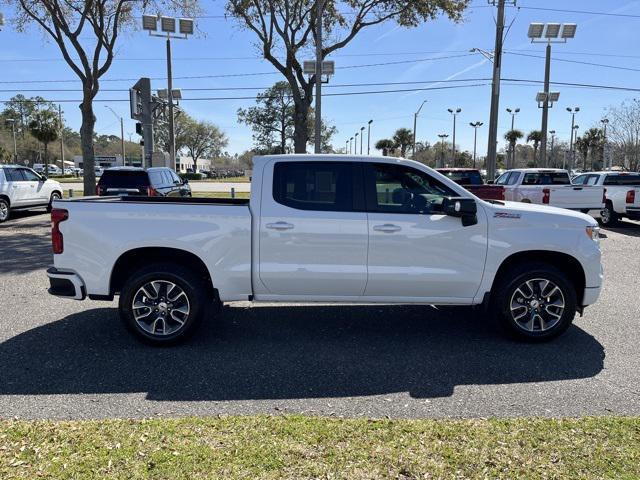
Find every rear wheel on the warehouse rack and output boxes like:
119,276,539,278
0,198,9,223
599,201,618,227
119,262,209,345
47,191,62,213
491,262,577,341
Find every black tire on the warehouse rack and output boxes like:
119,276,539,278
598,201,619,227
47,191,62,213
118,262,209,346
490,262,577,342
0,197,9,223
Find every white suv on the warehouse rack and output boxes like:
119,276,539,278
0,165,63,222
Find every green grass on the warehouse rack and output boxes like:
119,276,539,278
56,176,251,184
1,416,638,479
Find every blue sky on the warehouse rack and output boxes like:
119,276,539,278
1,0,639,156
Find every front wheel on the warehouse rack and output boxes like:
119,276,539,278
491,262,577,341
119,263,208,345
47,192,61,213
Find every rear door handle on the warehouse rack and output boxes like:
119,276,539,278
373,224,401,233
266,221,294,231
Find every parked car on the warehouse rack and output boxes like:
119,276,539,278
496,168,605,212
95,167,191,197
0,165,62,222
573,171,640,226
47,155,602,345
437,168,505,201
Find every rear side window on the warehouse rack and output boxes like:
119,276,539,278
3,168,24,182
522,172,570,185
98,170,149,188
148,171,164,186
273,161,356,212
603,174,640,186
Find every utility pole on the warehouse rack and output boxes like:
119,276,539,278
58,105,65,169
314,0,325,154
412,100,428,160
106,105,126,166
367,120,373,155
486,0,509,182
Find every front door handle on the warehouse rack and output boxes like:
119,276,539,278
266,221,294,231
373,224,401,233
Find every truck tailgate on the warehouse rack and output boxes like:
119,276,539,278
52,197,252,301
549,185,605,210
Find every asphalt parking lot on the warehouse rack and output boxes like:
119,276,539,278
1,211,639,420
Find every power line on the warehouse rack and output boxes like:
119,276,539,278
505,51,640,74
510,5,640,19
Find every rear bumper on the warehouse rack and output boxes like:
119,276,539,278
625,207,640,219
47,267,86,300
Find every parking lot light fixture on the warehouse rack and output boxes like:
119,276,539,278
367,120,373,155
567,107,580,170
469,121,483,169
437,133,449,168
413,100,428,160
448,108,462,166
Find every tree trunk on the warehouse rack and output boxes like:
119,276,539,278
43,142,49,175
293,100,310,154
80,94,96,196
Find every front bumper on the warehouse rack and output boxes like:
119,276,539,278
582,286,601,307
47,267,86,300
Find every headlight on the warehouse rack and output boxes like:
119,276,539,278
586,226,600,242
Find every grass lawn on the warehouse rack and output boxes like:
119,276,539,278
1,416,638,479
55,176,251,184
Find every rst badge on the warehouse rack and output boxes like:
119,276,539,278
494,212,521,219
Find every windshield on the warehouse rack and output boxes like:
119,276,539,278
522,172,571,185
97,170,149,188
440,170,483,186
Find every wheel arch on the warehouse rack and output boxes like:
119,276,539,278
0,194,10,206
110,247,216,299
492,250,586,304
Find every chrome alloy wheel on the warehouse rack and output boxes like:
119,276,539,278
132,280,190,336
509,278,566,333
0,201,8,221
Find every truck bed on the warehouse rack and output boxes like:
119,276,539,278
64,195,250,206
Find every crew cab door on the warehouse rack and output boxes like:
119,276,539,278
258,160,368,297
363,162,488,301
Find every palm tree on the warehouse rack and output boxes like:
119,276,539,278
574,136,590,171
527,130,543,167
28,108,60,175
392,128,413,157
582,128,605,170
504,129,523,169
375,139,395,156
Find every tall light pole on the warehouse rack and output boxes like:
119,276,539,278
438,134,449,168
349,137,353,155
506,107,520,168
345,139,349,154
360,126,365,154
354,132,359,155
367,120,373,155
528,22,577,166
601,118,610,169
142,15,193,169
105,105,126,166
5,119,17,163
469,122,483,169
412,100,428,160
549,130,556,167
567,107,580,170
448,108,461,166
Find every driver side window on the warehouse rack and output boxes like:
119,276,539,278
366,163,456,214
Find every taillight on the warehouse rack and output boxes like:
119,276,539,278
96,185,102,195
542,188,550,204
498,188,505,201
51,208,69,254
147,186,157,196
627,190,636,204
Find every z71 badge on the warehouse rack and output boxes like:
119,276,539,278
494,212,521,219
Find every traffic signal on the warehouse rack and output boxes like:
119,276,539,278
135,122,143,135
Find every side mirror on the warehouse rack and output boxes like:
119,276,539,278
183,178,189,185
442,197,478,226
486,179,495,184
39,174,47,181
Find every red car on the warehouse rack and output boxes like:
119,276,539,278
436,168,505,201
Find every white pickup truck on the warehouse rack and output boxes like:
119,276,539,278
47,155,603,345
572,171,640,226
495,168,605,212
